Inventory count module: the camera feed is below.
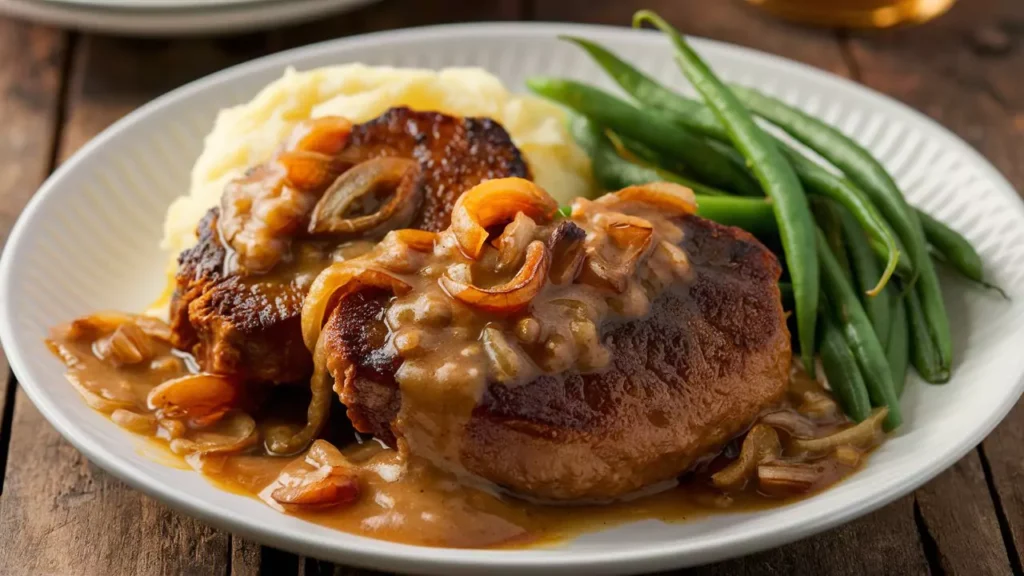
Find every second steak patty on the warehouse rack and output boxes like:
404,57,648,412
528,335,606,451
323,214,791,501
169,107,530,383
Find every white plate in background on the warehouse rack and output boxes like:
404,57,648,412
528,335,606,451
2,23,1023,575
0,0,378,36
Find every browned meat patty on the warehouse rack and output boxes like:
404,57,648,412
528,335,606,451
170,108,529,383
322,214,791,501
169,209,315,383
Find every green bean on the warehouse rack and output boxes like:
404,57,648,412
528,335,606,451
887,296,910,397
781,148,905,289
905,287,949,383
634,10,819,373
615,133,688,173
731,84,952,373
813,199,853,282
562,35,903,290
528,78,760,196
819,312,873,422
693,196,778,238
917,210,980,280
918,209,1006,296
838,206,893,346
816,228,902,429
566,113,728,196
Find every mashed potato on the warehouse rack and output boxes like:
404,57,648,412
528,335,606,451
161,64,596,257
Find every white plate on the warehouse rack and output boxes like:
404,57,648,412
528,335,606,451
2,23,1024,576
0,0,378,36
39,0,279,11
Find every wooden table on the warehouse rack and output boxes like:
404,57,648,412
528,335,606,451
0,0,1021,574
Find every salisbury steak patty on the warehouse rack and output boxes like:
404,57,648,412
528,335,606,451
170,108,529,383
323,214,791,500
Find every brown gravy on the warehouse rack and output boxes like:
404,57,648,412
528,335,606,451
48,316,874,549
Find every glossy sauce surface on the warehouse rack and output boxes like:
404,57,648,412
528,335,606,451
49,316,874,549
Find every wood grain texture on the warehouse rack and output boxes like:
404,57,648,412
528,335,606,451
914,453,1012,574
0,31,269,576
267,0,523,53
533,0,849,75
230,538,264,576
0,21,67,495
844,0,1024,571
0,390,229,573
685,496,927,575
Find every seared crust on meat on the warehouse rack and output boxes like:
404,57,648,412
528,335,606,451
171,209,313,383
343,107,530,230
170,108,529,383
324,215,791,500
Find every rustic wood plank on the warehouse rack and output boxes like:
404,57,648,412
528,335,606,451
534,0,850,75
844,0,1024,572
0,19,68,495
0,32,270,576
914,452,1011,574
230,537,264,576
983,403,1024,570
685,496,927,575
267,0,523,53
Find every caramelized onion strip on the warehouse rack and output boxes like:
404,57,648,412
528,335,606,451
266,332,334,456
596,182,698,216
308,157,422,237
301,263,411,352
390,229,437,253
146,373,239,425
450,177,558,259
711,424,781,491
285,116,353,155
791,407,888,454
270,440,360,510
440,240,549,313
547,220,587,285
579,214,655,293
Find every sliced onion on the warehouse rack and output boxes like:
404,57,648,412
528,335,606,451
495,212,538,272
449,177,558,260
597,182,697,216
186,411,259,455
270,440,360,510
482,325,536,385
440,240,549,314
111,409,158,435
277,150,346,193
307,157,422,238
146,373,239,424
604,213,655,251
759,410,818,439
791,407,888,454
94,323,153,367
374,229,438,273
757,463,825,496
711,424,781,491
834,445,862,467
578,213,654,293
266,331,334,456
301,262,412,352
547,220,587,285
285,116,353,156
390,229,437,253
65,372,135,414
